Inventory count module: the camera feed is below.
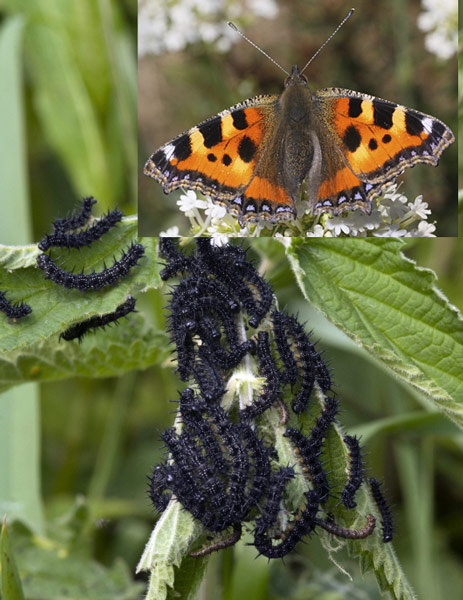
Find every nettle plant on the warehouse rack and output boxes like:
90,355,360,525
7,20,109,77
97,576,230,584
147,238,392,565
0,201,461,600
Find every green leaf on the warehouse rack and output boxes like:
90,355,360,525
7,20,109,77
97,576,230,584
353,411,458,441
286,239,463,427
6,516,143,600
137,501,207,600
298,392,416,599
0,326,170,392
142,385,417,600
0,244,40,270
0,221,164,390
338,506,413,599
1,518,25,600
165,555,209,600
307,411,417,600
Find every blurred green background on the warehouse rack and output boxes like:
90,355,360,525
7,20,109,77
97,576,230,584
0,0,137,247
458,6,462,232
0,0,462,598
138,0,457,236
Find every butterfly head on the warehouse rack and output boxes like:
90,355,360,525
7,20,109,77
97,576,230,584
285,65,308,88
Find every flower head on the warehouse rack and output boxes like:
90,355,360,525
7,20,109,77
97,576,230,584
167,182,437,239
417,0,457,59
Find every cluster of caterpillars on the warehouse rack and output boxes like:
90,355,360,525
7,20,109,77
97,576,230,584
37,197,144,293
149,238,393,558
35,198,141,341
2,198,142,337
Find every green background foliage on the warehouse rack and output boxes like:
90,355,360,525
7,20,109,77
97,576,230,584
0,1,462,599
0,0,137,239
1,231,462,600
458,5,462,231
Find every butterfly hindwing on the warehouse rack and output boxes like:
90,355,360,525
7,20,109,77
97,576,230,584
311,88,455,214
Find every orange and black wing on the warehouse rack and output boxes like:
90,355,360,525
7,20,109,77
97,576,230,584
312,89,454,214
144,95,297,224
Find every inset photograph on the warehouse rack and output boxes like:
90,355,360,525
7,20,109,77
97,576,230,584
138,0,457,238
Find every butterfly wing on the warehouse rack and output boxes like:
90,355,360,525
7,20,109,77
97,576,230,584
311,88,454,214
145,96,296,224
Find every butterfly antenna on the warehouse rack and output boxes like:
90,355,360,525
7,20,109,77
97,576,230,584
228,22,290,76
300,8,355,75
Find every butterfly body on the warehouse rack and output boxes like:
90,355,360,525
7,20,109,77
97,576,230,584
145,64,454,225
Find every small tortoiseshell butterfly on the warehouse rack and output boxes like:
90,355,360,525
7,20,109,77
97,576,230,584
144,11,454,225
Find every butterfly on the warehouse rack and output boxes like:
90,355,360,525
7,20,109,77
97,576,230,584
144,14,454,226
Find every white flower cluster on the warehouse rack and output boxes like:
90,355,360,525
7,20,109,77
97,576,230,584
138,0,279,56
417,0,457,60
158,184,437,242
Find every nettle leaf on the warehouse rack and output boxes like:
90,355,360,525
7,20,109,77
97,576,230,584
292,391,416,600
6,517,143,600
286,239,463,428
1,518,25,600
316,480,417,600
141,387,416,600
0,244,39,270
0,218,164,390
137,501,207,600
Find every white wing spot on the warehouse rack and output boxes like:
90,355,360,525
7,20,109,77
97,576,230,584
163,144,176,160
422,117,434,133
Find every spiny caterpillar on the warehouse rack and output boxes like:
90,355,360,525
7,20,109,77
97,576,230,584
151,238,393,558
37,198,144,291
369,478,394,543
341,435,364,509
38,208,123,251
52,196,97,232
0,289,32,320
37,242,144,291
59,295,136,342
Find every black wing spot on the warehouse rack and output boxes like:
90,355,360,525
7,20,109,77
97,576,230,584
343,125,361,153
173,135,192,161
238,136,257,163
373,100,395,130
348,98,363,118
405,110,424,136
232,109,248,130
199,118,223,148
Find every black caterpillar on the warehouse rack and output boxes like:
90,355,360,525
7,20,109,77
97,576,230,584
52,196,97,232
37,242,144,291
0,289,32,320
59,295,136,341
150,239,393,558
369,478,394,543
38,208,123,251
341,435,364,509
37,197,144,291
